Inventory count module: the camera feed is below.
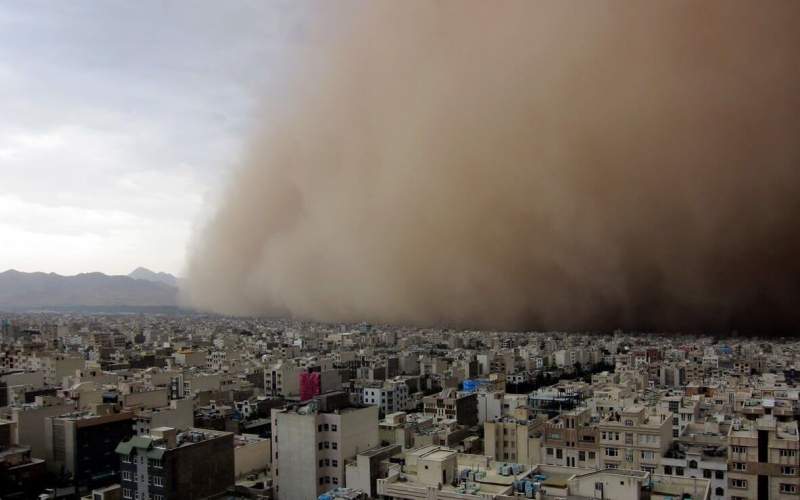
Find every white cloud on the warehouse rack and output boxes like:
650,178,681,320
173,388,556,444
0,1,313,275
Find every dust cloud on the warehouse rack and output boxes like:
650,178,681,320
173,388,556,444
183,1,800,334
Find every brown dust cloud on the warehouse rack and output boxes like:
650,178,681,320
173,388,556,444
183,1,800,334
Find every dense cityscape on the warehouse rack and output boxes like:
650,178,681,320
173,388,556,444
4,2,800,500
2,311,799,499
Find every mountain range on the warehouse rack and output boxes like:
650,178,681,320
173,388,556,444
0,268,180,311
128,266,179,287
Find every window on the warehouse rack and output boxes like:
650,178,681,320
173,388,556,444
122,470,133,481
332,460,338,467
556,449,563,459
579,451,586,461
325,476,331,484
731,446,746,454
318,442,323,450
781,484,797,494
546,448,554,456
641,451,654,461
152,476,164,487
715,470,724,480
333,477,339,485
331,424,337,432
664,466,673,475
332,442,338,450
703,469,711,478
675,467,684,476
715,487,724,497
324,442,330,449
688,460,697,469
149,458,162,468
318,424,323,432
122,489,132,500
733,462,746,471
624,419,634,427
325,459,330,466
782,466,796,475
588,451,596,460
319,477,324,485
605,448,619,457
780,449,797,458
731,479,747,489
121,455,131,463
319,459,324,467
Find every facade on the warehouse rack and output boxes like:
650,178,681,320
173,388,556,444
727,416,800,500
541,407,600,469
44,408,134,493
422,389,478,426
363,378,410,415
271,392,379,500
597,405,672,473
116,426,234,500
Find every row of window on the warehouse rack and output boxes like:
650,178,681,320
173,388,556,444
121,470,164,486
121,489,163,500
729,447,798,458
318,458,339,468
319,476,339,486
317,424,338,432
545,448,597,461
663,465,726,480
120,456,162,468
318,441,338,450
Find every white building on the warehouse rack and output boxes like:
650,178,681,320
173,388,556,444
271,392,379,500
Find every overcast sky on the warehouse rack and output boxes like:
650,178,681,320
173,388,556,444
0,1,309,276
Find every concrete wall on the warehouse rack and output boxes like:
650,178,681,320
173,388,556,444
234,434,270,477
123,389,168,410
11,401,74,459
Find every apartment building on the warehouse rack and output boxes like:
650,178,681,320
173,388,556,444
271,392,379,500
422,389,478,426
727,415,800,500
541,407,600,469
597,405,672,473
116,427,234,500
484,408,545,465
265,361,302,398
44,407,134,493
363,378,410,415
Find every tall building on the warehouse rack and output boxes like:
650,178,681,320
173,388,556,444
422,389,478,426
363,379,410,415
271,392,379,500
484,408,545,465
727,415,800,500
540,407,599,468
597,405,672,473
44,406,134,494
116,427,234,500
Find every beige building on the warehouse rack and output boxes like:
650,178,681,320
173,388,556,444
727,415,800,500
597,405,672,473
541,407,600,469
484,408,545,465
271,392,379,500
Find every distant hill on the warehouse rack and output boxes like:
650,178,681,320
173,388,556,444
128,267,179,287
0,269,178,311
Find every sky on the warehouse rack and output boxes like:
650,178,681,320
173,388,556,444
0,1,308,276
